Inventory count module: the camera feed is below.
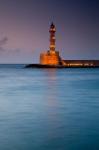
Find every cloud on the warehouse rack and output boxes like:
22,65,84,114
0,37,8,46
0,37,32,58
0,37,8,52
0,37,22,54
0,46,4,51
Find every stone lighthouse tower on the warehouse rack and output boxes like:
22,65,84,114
40,23,61,65
49,23,56,53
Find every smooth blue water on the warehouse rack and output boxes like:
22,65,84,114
0,65,99,150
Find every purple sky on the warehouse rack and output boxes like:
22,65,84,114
0,0,99,63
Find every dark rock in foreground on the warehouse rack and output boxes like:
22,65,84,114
25,64,66,68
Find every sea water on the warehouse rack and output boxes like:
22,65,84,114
0,65,99,150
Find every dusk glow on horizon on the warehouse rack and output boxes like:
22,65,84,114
0,0,99,63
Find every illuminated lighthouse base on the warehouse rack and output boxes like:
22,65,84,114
40,50,61,65
40,23,61,66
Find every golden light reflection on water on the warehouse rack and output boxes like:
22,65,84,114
43,69,58,104
43,69,62,139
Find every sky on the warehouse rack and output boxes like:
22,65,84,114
0,0,99,63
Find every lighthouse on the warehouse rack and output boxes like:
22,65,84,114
26,22,99,68
40,23,61,65
49,23,56,53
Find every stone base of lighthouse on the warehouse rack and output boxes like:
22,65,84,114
40,50,61,65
